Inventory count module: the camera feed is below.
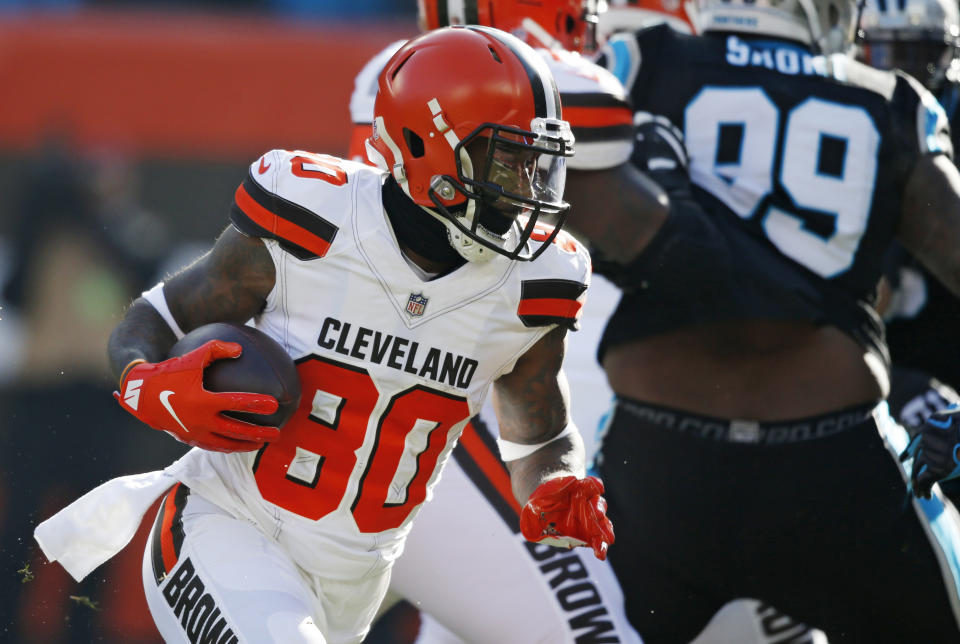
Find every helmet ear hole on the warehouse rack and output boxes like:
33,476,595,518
404,128,426,158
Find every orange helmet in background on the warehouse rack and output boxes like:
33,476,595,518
367,26,575,262
598,0,697,39
417,0,603,52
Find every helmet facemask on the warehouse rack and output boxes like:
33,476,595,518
427,119,574,263
367,26,575,264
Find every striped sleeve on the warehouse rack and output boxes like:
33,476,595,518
545,48,634,170
230,172,339,261
561,90,635,170
517,278,588,330
596,32,642,95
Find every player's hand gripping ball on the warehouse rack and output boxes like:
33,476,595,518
115,323,301,453
520,475,615,560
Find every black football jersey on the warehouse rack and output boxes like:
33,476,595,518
884,78,960,387
596,25,952,362
939,79,960,153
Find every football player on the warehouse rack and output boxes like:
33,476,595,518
33,27,615,644
351,2,645,642
860,0,960,433
596,0,960,640
859,0,960,147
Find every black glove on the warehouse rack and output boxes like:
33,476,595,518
901,404,960,499
630,112,691,199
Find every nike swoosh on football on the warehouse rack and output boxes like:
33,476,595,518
159,391,190,433
258,157,271,174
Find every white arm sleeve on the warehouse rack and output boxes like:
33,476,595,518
141,282,185,340
497,424,577,461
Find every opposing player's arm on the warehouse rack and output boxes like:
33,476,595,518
107,224,275,383
494,326,582,503
897,154,960,297
564,163,668,265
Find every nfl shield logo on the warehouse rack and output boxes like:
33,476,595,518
406,293,428,317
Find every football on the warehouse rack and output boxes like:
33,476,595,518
169,322,301,428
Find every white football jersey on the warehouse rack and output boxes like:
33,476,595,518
173,149,591,582
348,41,634,170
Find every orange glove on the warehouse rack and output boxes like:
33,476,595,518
114,340,280,452
520,475,615,560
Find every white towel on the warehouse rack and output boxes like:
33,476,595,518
34,469,178,582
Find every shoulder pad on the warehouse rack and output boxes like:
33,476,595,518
515,225,591,330
349,40,406,125
828,55,897,99
230,149,381,260
596,32,642,98
896,71,954,159
348,40,408,163
597,24,669,94
541,48,634,170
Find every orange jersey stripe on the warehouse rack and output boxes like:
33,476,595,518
563,105,633,128
518,297,583,320
458,423,522,516
159,483,181,575
234,183,332,258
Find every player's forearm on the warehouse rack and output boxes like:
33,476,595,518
107,299,178,386
564,165,668,264
505,433,587,504
899,154,960,297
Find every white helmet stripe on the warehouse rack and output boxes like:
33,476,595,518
373,115,410,190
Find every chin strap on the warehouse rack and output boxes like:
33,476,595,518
382,177,466,266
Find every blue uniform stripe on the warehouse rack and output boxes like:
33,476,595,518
920,91,949,155
608,39,634,87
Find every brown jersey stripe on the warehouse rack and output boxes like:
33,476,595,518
232,183,332,259
159,483,189,578
563,98,634,145
230,207,318,261
518,279,587,328
149,497,167,584
562,90,630,107
243,173,338,243
231,174,337,259
521,278,588,301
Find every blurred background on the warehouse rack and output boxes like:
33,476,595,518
0,2,419,641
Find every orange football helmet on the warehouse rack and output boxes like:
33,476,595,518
599,0,697,38
366,26,575,263
417,0,603,53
